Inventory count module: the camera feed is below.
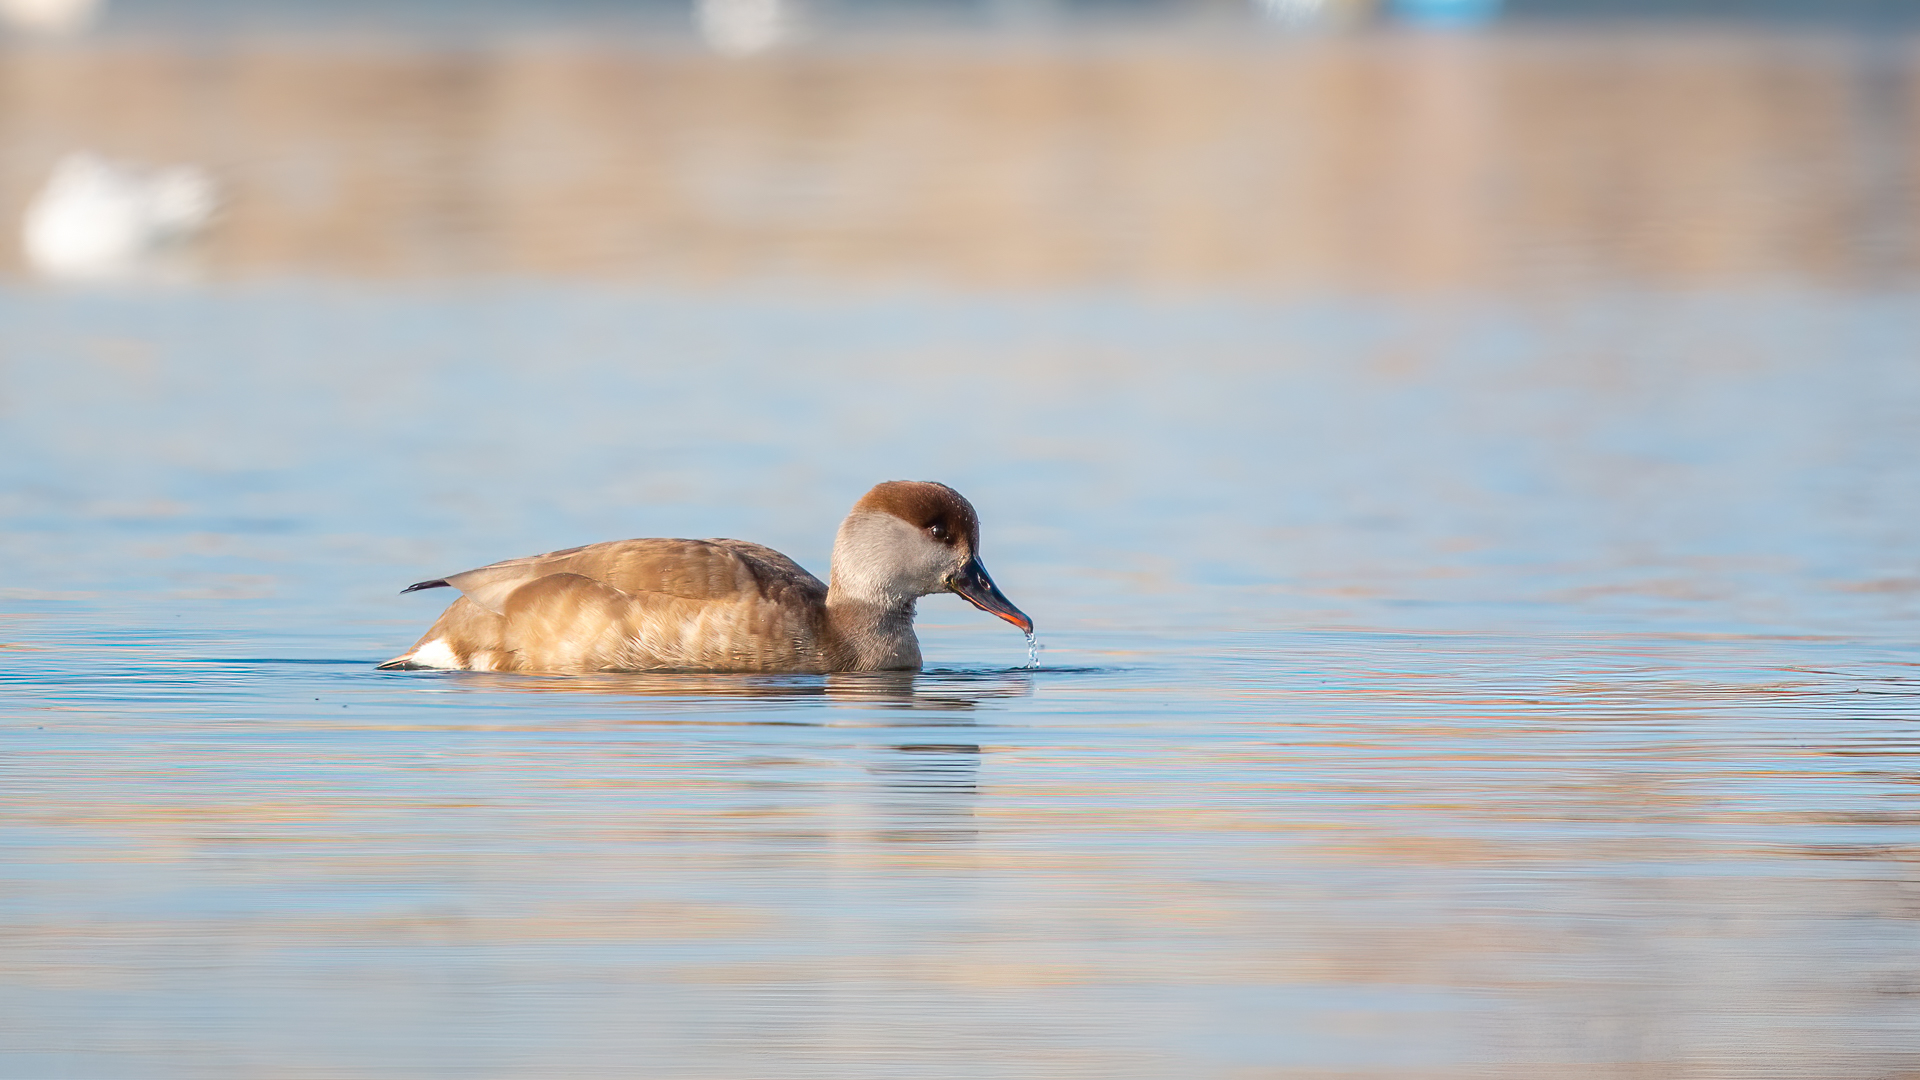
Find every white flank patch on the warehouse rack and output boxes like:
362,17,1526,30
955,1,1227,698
408,639,461,669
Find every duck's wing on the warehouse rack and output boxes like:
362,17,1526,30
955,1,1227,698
419,537,827,617
389,539,832,673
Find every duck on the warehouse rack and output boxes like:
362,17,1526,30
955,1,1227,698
378,480,1032,675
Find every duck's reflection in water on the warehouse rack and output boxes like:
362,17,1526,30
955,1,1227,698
829,668,1035,712
412,666,1035,716
869,741,982,844
405,666,999,842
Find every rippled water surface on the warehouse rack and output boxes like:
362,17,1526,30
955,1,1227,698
6,287,1918,1079
5,27,1920,1080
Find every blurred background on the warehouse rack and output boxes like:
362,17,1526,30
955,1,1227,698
4,2,1920,1079
4,0,1918,632
5,0,1920,288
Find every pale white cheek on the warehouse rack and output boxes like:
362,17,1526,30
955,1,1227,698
409,639,461,669
834,512,960,601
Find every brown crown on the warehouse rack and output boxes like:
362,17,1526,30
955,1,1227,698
851,480,980,549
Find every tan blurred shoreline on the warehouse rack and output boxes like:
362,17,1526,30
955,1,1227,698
2,30,1914,289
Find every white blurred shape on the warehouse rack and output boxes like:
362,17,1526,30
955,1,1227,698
0,0,102,37
22,152,220,282
696,0,794,55
1254,0,1329,27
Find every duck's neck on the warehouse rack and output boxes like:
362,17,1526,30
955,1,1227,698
825,512,926,671
823,589,921,671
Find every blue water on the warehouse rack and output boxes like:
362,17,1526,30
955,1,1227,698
2,285,1917,1077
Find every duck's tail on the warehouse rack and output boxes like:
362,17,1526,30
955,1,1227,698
379,579,454,668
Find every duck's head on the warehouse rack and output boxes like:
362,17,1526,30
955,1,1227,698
829,480,1032,634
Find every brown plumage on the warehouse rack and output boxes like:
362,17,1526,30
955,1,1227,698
377,481,1032,675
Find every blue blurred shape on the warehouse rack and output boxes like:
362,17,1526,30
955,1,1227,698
1391,0,1501,26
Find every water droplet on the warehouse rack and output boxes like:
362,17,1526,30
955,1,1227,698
1024,630,1039,670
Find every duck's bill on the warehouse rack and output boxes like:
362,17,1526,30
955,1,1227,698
949,555,1033,635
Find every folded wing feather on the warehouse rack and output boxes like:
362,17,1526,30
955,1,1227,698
441,538,826,616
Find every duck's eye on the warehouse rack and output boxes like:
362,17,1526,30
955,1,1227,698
927,522,948,542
